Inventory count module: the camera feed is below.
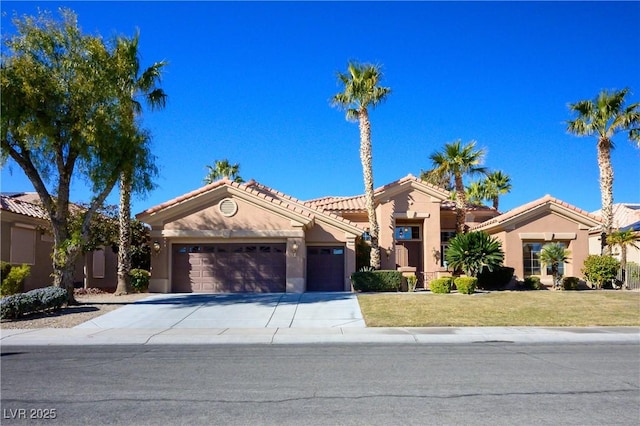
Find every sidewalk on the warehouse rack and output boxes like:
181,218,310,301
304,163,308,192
2,326,638,346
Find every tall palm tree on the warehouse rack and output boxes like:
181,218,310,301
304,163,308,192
204,159,244,184
425,140,487,234
332,61,391,269
482,171,512,211
539,242,570,289
566,88,640,250
607,229,640,288
112,32,167,295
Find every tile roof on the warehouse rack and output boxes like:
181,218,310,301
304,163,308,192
472,194,603,231
0,193,49,220
591,203,640,229
306,174,453,213
305,195,366,212
137,178,365,231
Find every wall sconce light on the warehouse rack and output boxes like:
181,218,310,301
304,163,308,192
292,242,299,256
385,247,392,260
432,248,441,263
152,241,161,255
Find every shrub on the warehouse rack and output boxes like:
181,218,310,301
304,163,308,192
445,231,504,277
0,261,12,279
562,276,580,291
454,276,477,294
130,269,151,293
406,275,418,292
477,266,515,290
523,276,542,290
582,255,620,289
351,270,402,292
1,264,31,296
429,277,452,294
0,286,67,319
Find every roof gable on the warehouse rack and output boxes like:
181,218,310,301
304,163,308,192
137,179,364,236
472,195,603,232
306,174,451,213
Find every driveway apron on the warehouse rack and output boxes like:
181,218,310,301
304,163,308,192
74,292,365,329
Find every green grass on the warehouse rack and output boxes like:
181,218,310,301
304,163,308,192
357,291,640,327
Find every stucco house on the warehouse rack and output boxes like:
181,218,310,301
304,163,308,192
0,193,117,291
472,195,603,285
138,175,609,293
590,203,640,265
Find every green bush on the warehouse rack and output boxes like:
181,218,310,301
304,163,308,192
454,276,477,294
445,231,504,277
429,277,452,294
1,264,31,296
351,270,402,292
0,286,67,319
562,276,580,291
523,276,542,290
582,255,620,289
129,269,150,293
477,266,515,290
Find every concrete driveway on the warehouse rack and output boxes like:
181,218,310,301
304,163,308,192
74,292,365,329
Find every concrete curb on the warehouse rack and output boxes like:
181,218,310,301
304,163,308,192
1,326,638,346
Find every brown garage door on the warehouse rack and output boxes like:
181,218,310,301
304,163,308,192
306,246,345,291
172,243,286,293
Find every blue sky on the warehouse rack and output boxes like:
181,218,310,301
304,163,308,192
2,1,639,216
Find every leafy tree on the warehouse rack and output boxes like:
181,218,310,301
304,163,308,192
582,255,620,289
566,89,640,248
111,32,165,295
203,159,244,184
539,242,571,289
445,231,504,277
424,140,487,233
607,229,640,288
1,9,133,303
332,61,391,269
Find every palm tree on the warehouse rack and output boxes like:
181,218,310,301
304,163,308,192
445,231,504,277
539,243,570,289
332,61,391,269
466,181,488,206
112,32,167,295
482,171,512,211
203,159,244,184
566,88,640,250
607,229,640,288
425,140,487,234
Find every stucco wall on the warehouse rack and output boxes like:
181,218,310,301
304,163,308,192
166,196,293,231
500,212,592,280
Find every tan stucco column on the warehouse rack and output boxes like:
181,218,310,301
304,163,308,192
424,203,442,276
345,236,357,291
286,237,305,293
148,236,170,293
378,199,396,270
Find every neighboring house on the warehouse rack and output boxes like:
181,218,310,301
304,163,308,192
473,195,603,285
0,193,117,291
590,203,640,265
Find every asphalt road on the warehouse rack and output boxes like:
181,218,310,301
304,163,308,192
2,343,639,425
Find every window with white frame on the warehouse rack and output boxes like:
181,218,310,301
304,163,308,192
440,230,456,267
523,242,566,277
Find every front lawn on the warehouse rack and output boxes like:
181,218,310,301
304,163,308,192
357,291,640,327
